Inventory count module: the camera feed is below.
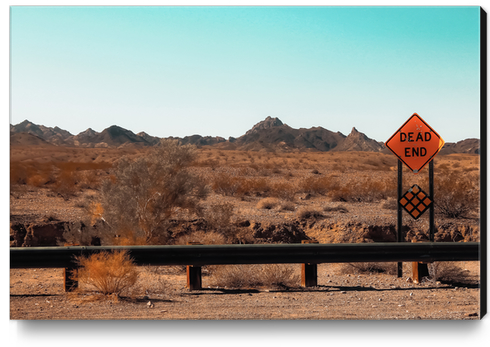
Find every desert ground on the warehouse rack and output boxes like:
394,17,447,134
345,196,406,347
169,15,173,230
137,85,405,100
10,144,482,320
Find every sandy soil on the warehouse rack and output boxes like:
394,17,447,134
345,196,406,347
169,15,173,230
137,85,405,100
10,261,480,320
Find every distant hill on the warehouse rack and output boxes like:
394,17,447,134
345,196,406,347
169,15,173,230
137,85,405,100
92,125,149,147
10,120,72,146
137,131,161,146
9,118,480,154
228,117,381,152
440,138,480,155
331,127,384,152
10,132,55,147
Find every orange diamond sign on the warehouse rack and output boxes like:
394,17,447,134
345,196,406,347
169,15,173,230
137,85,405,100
399,185,432,220
385,113,444,174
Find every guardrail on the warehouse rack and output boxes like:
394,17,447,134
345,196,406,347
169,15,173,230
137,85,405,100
10,242,480,291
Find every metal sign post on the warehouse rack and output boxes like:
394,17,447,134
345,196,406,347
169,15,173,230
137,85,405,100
397,159,403,277
386,113,444,279
429,160,435,242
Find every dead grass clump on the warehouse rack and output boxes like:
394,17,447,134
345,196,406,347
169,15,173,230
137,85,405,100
328,177,395,202
256,197,280,210
435,172,479,218
279,201,296,211
211,172,242,196
52,169,80,197
204,202,234,228
428,262,473,284
112,227,148,246
296,207,324,219
10,161,112,193
211,264,300,289
10,162,54,186
381,198,398,210
323,204,349,213
130,266,171,297
237,178,271,196
340,262,396,275
362,156,394,171
201,202,240,241
270,181,297,201
299,175,332,195
77,170,101,189
75,250,138,296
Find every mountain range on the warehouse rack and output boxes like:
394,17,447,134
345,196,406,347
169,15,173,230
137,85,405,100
10,117,480,154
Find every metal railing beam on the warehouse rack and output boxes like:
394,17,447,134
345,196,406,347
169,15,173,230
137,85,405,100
10,242,480,269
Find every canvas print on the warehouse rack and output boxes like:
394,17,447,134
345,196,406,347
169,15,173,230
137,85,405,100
10,6,483,321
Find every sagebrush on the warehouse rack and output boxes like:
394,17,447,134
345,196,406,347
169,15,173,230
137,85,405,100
96,139,208,245
75,250,138,296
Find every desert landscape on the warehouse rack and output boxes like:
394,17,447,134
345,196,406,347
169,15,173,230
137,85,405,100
10,117,481,320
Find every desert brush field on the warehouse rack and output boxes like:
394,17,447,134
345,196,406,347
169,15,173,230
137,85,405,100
10,143,481,320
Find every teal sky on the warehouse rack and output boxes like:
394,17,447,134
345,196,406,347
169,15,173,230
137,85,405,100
10,6,481,143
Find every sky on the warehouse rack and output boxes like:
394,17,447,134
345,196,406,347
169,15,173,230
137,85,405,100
9,5,481,143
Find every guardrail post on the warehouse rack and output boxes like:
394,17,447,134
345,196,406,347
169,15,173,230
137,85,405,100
186,242,202,290
411,240,430,283
412,262,430,284
64,267,78,292
301,240,319,287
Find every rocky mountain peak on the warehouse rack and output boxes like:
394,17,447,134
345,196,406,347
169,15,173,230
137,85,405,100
332,127,383,152
245,116,284,136
80,128,96,135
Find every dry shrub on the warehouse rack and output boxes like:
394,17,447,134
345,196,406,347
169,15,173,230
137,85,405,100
437,163,450,171
212,172,242,196
362,157,394,171
296,207,323,219
328,177,395,202
299,175,332,195
323,204,349,213
10,162,53,186
204,202,234,227
200,201,240,241
279,201,296,211
113,227,148,246
435,172,479,218
428,262,473,284
238,178,271,196
61,220,102,246
10,161,111,190
98,139,208,245
212,264,300,289
52,169,80,197
270,181,297,201
10,162,29,185
340,262,396,275
233,228,256,244
212,173,279,198
87,202,104,225
77,170,101,189
75,250,138,296
256,197,279,210
130,266,172,297
26,172,51,187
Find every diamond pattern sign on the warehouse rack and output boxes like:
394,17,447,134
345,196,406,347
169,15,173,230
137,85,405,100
399,185,432,220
